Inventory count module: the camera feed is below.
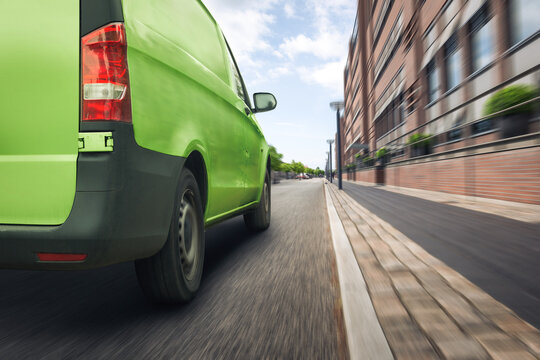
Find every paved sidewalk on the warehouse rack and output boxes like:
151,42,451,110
326,183,540,359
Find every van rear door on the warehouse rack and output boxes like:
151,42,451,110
0,0,79,225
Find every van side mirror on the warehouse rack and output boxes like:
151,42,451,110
253,93,277,113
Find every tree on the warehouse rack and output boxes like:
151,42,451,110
268,145,283,171
280,162,292,173
290,160,305,174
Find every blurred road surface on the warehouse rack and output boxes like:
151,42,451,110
343,181,540,329
0,179,346,359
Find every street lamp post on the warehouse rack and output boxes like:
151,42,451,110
330,101,345,190
326,140,334,183
325,151,330,181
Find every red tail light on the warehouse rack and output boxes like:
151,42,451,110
81,23,132,122
37,253,88,262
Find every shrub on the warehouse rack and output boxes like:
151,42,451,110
376,147,389,159
407,133,432,149
354,153,362,159
362,156,373,164
483,85,537,117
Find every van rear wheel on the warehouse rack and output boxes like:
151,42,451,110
244,170,271,231
135,168,205,304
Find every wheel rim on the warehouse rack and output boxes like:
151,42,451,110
178,189,199,281
263,181,270,219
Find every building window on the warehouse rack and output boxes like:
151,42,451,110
444,34,461,91
375,94,404,139
470,6,494,72
447,118,463,142
426,61,439,104
374,12,403,83
472,119,494,135
373,0,394,46
510,0,540,45
351,18,359,49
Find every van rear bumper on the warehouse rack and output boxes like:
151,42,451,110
0,122,184,270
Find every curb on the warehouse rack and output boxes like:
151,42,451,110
324,183,394,360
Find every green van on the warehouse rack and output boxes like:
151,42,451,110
0,0,276,303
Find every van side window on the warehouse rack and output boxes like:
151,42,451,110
230,59,246,100
224,40,250,107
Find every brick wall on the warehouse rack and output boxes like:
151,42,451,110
385,147,540,204
354,168,378,184
353,167,386,185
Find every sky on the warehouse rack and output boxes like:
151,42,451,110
203,0,357,170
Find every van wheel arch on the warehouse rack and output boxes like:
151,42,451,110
184,151,208,214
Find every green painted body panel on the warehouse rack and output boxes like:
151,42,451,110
122,0,269,223
0,1,79,225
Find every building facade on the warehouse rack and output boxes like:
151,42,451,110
342,0,540,204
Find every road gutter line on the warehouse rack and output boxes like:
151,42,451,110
324,183,394,360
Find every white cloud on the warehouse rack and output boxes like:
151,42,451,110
268,66,291,78
203,0,278,69
277,0,355,62
284,4,295,18
298,60,346,95
203,0,353,94
280,31,348,60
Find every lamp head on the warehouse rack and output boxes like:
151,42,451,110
327,139,334,145
329,101,344,111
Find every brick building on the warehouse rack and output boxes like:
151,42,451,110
342,0,540,204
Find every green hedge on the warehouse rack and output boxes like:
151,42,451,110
484,85,537,117
376,147,389,159
407,133,432,149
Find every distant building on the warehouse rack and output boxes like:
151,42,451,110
342,0,540,204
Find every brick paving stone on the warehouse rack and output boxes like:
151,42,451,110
491,313,537,334
514,331,540,357
378,253,408,273
378,318,438,359
401,294,441,314
435,338,490,359
391,271,427,296
414,310,463,338
372,294,410,319
476,332,538,360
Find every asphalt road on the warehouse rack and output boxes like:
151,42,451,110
343,181,540,330
0,179,346,359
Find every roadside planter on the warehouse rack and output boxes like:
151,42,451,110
376,147,390,165
362,156,374,167
484,84,538,138
407,133,433,157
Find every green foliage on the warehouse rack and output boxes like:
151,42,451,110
376,147,389,159
407,133,432,149
268,145,283,171
484,85,537,117
354,153,362,159
279,163,292,173
290,160,305,174
362,156,373,164
345,163,356,170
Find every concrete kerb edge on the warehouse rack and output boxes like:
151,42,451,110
324,182,394,360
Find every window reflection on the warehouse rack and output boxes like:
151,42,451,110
510,0,540,45
427,61,439,103
470,7,494,72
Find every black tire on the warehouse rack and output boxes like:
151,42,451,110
135,168,205,304
244,170,271,231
